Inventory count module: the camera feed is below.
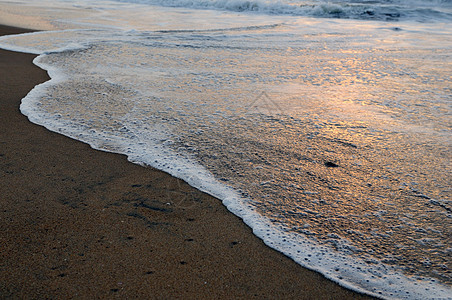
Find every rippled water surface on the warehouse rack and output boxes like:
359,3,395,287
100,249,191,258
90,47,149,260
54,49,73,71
1,0,451,298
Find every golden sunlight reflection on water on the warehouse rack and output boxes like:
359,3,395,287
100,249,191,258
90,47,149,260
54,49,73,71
2,2,450,287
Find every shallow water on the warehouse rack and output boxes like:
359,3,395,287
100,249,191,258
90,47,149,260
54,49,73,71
1,0,451,298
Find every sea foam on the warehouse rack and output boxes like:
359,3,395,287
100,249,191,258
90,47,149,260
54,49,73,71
1,1,451,299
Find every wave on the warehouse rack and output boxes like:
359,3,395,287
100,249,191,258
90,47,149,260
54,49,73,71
113,0,452,22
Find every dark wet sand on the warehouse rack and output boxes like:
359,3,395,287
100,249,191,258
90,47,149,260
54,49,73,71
0,24,375,299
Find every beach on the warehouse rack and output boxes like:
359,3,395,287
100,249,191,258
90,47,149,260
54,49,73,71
0,25,375,299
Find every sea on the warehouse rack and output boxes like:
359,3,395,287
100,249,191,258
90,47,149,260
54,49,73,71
0,0,451,298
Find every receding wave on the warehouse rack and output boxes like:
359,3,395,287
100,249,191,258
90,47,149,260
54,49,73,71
152,23,282,33
114,0,452,22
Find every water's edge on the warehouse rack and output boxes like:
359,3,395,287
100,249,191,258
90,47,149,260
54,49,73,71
3,27,452,299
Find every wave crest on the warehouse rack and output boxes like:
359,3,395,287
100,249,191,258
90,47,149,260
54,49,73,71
114,0,452,22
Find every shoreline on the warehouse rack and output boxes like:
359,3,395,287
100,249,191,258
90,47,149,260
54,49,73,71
0,24,374,299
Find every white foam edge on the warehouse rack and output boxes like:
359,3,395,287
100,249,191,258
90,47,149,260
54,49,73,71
3,35,452,300
0,29,95,55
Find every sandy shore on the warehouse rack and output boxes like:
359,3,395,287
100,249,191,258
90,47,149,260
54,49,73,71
0,25,374,299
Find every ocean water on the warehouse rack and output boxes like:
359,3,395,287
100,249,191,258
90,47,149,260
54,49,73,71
0,0,451,298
